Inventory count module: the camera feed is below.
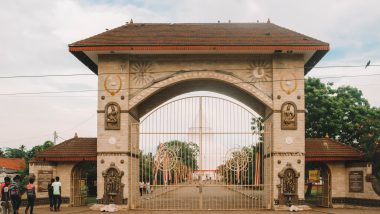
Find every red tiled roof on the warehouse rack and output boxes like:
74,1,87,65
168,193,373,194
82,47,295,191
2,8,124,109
69,22,329,74
305,138,363,161
34,137,97,162
70,23,328,47
0,158,25,171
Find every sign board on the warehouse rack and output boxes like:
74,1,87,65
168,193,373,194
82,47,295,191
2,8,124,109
38,170,53,192
308,170,320,183
349,171,364,193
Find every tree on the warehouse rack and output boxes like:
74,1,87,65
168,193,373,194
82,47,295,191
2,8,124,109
0,148,5,157
4,145,27,158
144,140,199,185
305,77,380,158
23,141,54,172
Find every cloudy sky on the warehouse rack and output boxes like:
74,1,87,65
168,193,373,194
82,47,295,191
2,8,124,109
0,0,379,149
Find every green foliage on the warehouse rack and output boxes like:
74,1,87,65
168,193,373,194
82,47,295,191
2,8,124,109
139,152,154,183
139,140,199,184
3,141,54,178
23,141,54,175
160,140,199,170
217,145,263,185
305,77,380,159
4,145,27,158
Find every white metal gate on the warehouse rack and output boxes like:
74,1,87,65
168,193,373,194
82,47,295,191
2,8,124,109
132,96,271,210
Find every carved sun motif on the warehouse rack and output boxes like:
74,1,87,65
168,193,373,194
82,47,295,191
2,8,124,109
131,61,154,85
247,59,272,83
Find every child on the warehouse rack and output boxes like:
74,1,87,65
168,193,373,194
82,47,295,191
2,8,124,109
25,178,36,214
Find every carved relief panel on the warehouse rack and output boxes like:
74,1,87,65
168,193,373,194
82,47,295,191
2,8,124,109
281,102,297,130
104,75,122,96
102,162,125,204
247,56,273,98
277,163,300,205
105,102,121,130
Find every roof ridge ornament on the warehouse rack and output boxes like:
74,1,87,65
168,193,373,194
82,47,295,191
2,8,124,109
267,18,271,23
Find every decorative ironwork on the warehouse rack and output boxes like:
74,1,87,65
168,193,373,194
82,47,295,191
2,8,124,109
224,148,249,172
134,96,271,210
155,145,178,172
105,102,120,130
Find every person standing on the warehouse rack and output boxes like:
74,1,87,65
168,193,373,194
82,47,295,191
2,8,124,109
145,181,151,194
51,177,61,212
47,179,55,211
9,176,21,214
139,181,144,196
25,178,36,214
1,177,12,214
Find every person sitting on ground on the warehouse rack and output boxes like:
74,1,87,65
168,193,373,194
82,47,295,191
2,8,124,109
25,178,36,214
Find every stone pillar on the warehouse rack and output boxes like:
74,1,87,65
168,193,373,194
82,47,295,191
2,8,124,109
97,54,132,205
270,54,305,208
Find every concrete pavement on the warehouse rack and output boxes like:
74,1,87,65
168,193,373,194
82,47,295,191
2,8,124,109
26,206,380,214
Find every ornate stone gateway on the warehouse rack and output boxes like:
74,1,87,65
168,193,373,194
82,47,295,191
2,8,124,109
131,96,271,210
68,22,329,210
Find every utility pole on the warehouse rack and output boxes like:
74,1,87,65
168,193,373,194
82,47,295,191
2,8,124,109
53,131,58,145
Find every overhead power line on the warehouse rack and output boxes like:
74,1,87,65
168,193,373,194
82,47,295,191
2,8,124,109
0,64,379,79
0,72,380,96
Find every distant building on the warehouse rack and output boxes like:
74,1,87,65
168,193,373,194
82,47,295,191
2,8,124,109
0,157,25,181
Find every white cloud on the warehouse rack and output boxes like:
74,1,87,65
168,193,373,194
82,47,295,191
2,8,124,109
0,0,379,149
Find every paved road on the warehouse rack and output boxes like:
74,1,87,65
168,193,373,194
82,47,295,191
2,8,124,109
27,206,380,214
139,184,265,210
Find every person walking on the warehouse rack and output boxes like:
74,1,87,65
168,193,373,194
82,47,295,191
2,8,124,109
9,176,21,214
51,177,61,212
25,178,36,214
1,177,12,214
47,179,54,211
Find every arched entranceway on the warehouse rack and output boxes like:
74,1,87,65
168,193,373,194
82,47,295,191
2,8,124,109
71,161,97,206
305,162,331,207
131,93,271,210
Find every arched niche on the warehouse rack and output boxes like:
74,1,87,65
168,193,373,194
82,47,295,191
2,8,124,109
277,163,300,206
102,162,125,204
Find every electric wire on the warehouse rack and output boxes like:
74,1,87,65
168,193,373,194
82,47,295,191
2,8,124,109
0,73,380,96
0,64,379,79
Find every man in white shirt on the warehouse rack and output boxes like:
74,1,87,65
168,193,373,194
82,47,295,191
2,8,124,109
51,177,62,211
139,181,144,196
